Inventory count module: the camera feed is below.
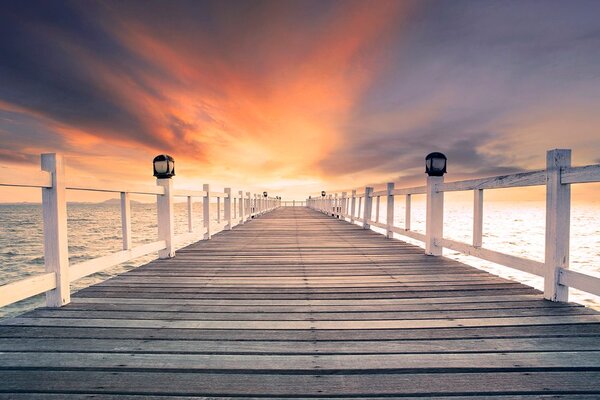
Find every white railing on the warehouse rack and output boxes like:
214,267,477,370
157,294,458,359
281,200,306,207
308,149,600,303
0,153,280,309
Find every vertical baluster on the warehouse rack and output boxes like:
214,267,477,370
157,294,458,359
121,192,132,249
217,196,221,223
225,188,232,230
186,196,193,233
544,149,571,302
156,175,175,258
405,194,411,231
363,187,373,229
203,184,211,239
239,190,245,223
386,183,394,239
473,189,483,247
41,153,70,307
425,175,444,256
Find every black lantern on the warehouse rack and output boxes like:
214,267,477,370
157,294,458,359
321,191,326,197
425,152,447,177
263,192,268,198
153,154,175,179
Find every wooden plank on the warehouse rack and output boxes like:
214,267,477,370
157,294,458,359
0,170,52,188
0,273,56,308
66,181,164,195
2,335,598,354
0,370,599,396
4,314,600,329
561,164,600,184
440,170,546,192
559,268,600,296
69,241,166,281
1,207,599,398
440,238,545,276
2,351,600,371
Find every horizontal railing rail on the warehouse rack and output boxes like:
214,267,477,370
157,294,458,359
280,201,306,207
0,153,281,310
308,148,600,303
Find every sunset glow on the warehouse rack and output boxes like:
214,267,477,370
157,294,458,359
1,0,599,201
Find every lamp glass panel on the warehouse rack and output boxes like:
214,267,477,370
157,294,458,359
432,158,446,171
154,160,168,174
167,161,174,174
426,158,432,170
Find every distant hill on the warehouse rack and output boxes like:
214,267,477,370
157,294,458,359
100,198,144,205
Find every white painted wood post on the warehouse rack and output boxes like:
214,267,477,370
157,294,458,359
350,190,356,223
216,196,221,223
375,196,380,222
239,190,245,224
225,188,232,230
246,192,251,219
120,192,132,250
425,175,444,256
473,189,483,248
341,192,347,220
405,194,411,230
41,153,70,307
358,197,362,221
334,193,338,217
386,183,394,239
544,149,571,302
203,184,211,239
187,196,193,233
363,187,373,229
156,177,175,258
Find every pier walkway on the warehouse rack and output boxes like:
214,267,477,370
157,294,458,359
1,207,600,398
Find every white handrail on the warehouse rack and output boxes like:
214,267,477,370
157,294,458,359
309,148,600,302
0,153,282,311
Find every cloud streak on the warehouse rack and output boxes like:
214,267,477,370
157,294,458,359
0,0,599,200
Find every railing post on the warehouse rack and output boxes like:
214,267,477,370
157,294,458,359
473,189,483,247
341,192,347,220
41,153,70,307
334,193,338,218
405,194,411,230
239,190,245,224
363,187,373,229
216,196,221,223
156,177,175,258
386,183,394,239
544,149,571,302
187,196,193,233
425,175,444,256
225,188,232,230
203,184,211,239
246,192,251,219
120,192,132,250
350,190,356,223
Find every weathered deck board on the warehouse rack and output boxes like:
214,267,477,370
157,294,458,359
1,207,599,398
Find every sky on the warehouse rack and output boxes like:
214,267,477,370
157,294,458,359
0,0,599,202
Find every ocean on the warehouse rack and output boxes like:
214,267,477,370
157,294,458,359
1,201,599,318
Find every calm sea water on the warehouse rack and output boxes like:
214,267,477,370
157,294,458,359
1,201,599,318
367,198,600,310
0,202,219,318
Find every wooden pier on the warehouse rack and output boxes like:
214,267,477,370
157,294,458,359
1,207,600,398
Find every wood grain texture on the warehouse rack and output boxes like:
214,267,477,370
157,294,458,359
0,207,599,397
